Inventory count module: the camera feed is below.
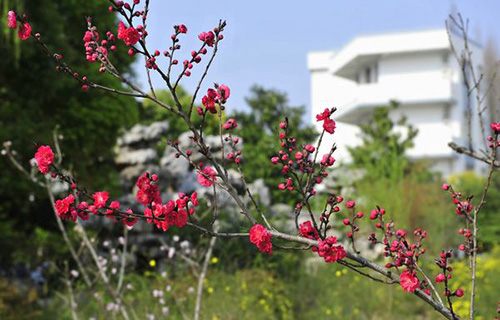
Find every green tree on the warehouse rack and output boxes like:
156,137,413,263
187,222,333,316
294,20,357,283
234,85,316,204
347,101,418,182
0,0,137,264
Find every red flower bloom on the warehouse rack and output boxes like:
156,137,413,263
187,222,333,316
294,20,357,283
491,122,500,133
217,84,230,100
400,271,420,292
7,11,16,28
435,273,446,283
117,21,140,46
55,194,75,220
122,209,137,227
177,24,187,34
320,154,335,167
323,118,336,134
316,108,331,122
346,200,356,208
93,191,109,208
299,221,319,240
202,88,218,114
249,224,272,255
18,22,31,40
190,192,199,207
167,209,187,228
198,167,217,187
135,172,161,206
34,145,54,174
316,236,346,263
198,31,215,47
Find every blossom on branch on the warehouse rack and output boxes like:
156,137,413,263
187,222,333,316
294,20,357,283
400,270,420,292
93,191,109,208
18,22,31,40
7,11,16,28
249,224,273,255
34,145,54,174
197,167,217,187
323,118,336,134
117,21,140,46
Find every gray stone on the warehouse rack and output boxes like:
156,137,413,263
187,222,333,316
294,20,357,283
116,148,158,166
247,178,270,207
117,121,169,147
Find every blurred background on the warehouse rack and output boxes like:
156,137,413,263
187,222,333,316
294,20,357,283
1,1,499,319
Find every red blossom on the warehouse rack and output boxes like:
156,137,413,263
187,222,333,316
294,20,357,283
167,209,187,228
435,273,446,283
202,88,218,113
299,221,319,240
117,21,140,46
34,145,54,174
316,108,331,121
249,224,273,254
7,11,16,28
177,24,187,33
316,236,346,263
93,191,109,208
198,31,215,47
491,122,500,133
135,172,161,206
18,22,31,40
217,84,230,100
323,118,336,134
197,167,217,187
55,194,75,219
346,200,356,208
191,192,199,207
400,271,420,292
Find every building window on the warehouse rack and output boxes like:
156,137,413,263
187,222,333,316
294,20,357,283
365,67,371,83
359,63,378,84
443,104,451,122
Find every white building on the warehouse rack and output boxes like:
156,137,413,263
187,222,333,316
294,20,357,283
308,29,486,176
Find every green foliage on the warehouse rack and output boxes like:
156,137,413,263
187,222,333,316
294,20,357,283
449,247,500,320
234,85,316,204
37,247,500,320
449,171,500,250
357,172,459,253
1,0,137,265
347,101,418,182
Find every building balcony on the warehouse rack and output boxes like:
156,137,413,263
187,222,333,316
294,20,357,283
335,80,454,124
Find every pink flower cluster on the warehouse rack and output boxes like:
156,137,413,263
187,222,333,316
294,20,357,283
200,84,231,114
222,118,238,131
487,122,500,148
34,145,54,174
434,250,464,298
400,271,420,292
249,224,273,255
316,107,336,134
271,117,336,193
198,31,215,47
144,192,198,232
83,27,116,63
299,221,346,263
197,166,217,187
136,172,161,206
7,10,31,40
117,21,140,46
442,183,475,253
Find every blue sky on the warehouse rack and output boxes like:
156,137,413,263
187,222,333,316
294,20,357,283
134,0,500,118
